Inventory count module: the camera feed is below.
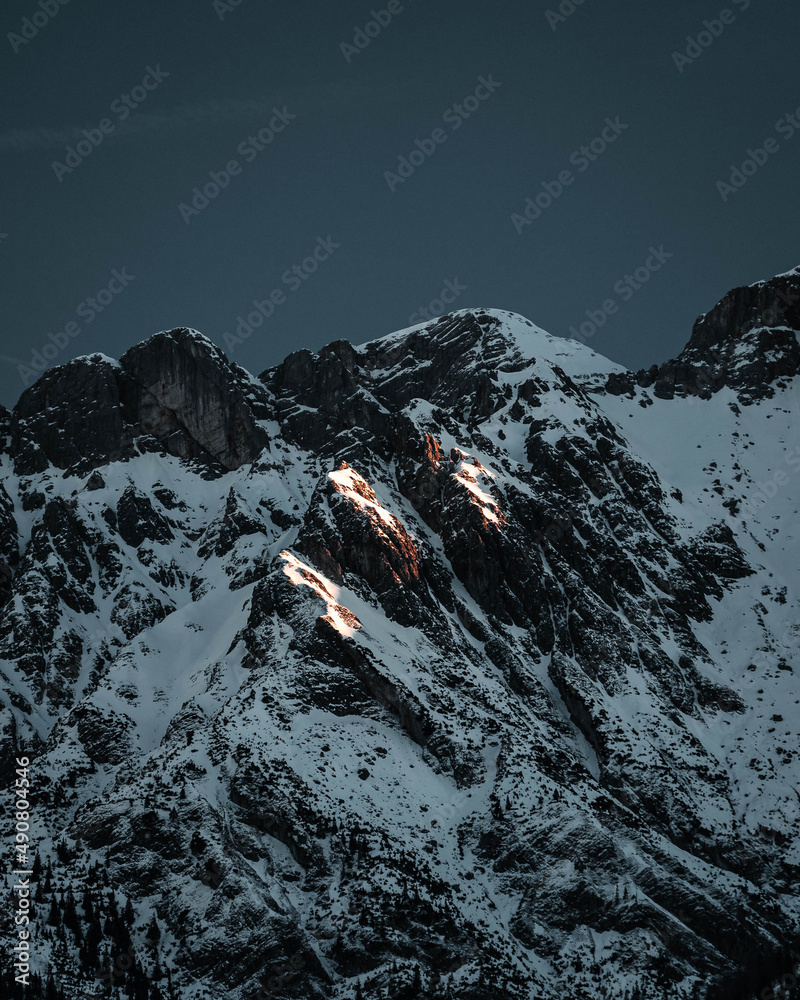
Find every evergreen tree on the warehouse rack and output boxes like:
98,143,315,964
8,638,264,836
62,889,78,931
113,912,132,951
55,838,72,863
124,897,136,926
146,915,161,945
87,913,103,949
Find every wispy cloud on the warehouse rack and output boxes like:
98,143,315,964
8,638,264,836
0,97,297,151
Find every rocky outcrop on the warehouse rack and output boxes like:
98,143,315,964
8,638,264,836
10,355,134,474
116,484,175,549
119,328,271,469
606,267,800,403
9,329,271,474
0,483,18,607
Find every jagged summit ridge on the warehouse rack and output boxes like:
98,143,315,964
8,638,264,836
8,309,613,476
9,266,799,479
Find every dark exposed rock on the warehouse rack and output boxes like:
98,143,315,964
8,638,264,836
119,328,271,469
116,484,175,549
198,487,266,560
294,461,439,627
72,704,136,766
10,356,133,474
9,329,271,474
110,581,173,639
607,268,800,403
84,470,105,491
0,483,18,607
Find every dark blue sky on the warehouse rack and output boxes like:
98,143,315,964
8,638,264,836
1,0,798,407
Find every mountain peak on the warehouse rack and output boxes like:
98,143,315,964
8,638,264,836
689,266,800,350
8,327,269,475
119,325,221,361
358,307,620,383
608,266,800,402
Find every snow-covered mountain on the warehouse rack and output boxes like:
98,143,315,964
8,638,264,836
2,267,800,1000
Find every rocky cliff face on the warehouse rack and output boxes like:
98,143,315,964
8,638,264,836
1,275,799,1000
606,266,800,403
9,327,270,476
